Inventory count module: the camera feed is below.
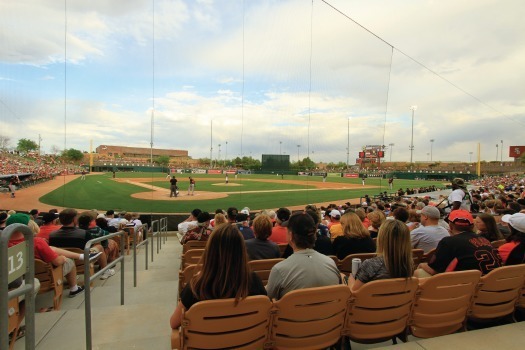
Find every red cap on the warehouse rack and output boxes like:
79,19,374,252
448,210,474,226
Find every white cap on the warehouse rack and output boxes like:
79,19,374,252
330,209,341,218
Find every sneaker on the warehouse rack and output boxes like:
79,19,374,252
69,286,85,298
100,268,116,280
89,251,103,262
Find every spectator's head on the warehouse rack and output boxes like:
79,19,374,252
276,208,291,226
329,209,341,222
341,212,369,239
408,210,421,223
78,214,94,229
502,213,525,235
6,213,30,227
42,212,58,225
131,212,140,219
191,223,250,302
96,217,109,229
419,206,440,226
27,220,40,235
0,212,8,227
106,210,115,218
29,209,39,218
305,209,320,226
367,210,386,230
213,213,227,226
508,202,521,214
354,208,366,222
197,212,211,226
226,207,238,222
475,213,503,241
215,208,224,215
447,210,474,234
252,215,273,240
393,207,409,223
191,208,202,220
285,212,316,249
377,219,413,278
59,208,78,226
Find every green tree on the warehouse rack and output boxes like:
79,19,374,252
0,135,10,150
17,138,38,153
62,148,84,162
155,155,170,166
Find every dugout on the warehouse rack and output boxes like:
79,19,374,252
387,171,478,181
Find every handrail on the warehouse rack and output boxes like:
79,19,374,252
83,230,125,350
160,217,168,244
1,224,35,350
150,219,160,261
131,224,149,287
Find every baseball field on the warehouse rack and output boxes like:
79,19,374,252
0,172,446,214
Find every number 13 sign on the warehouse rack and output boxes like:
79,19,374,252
7,242,27,284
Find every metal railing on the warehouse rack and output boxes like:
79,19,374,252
130,224,149,287
150,219,160,262
160,217,168,244
83,231,125,350
1,224,36,350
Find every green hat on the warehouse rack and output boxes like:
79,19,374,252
6,213,30,226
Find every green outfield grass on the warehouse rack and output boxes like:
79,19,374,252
38,172,446,213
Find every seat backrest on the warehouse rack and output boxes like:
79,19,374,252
248,258,284,285
35,259,64,310
344,278,418,343
410,270,481,338
182,240,207,254
178,264,200,300
278,243,288,257
181,249,205,269
339,253,377,275
412,249,425,266
421,248,436,263
176,295,272,350
328,255,340,267
270,284,351,350
491,239,506,248
470,264,525,321
518,277,525,309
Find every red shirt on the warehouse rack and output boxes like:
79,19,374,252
9,237,58,263
37,224,61,242
269,225,288,244
499,241,519,265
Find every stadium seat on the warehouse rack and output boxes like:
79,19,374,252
421,248,436,263
171,295,272,350
180,249,204,270
248,258,283,285
338,253,377,276
178,264,200,300
412,249,425,266
35,259,64,311
268,285,350,350
182,240,207,254
490,239,506,248
342,278,418,347
7,297,21,350
409,270,481,338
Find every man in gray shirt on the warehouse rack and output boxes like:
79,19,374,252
266,213,341,300
410,206,449,253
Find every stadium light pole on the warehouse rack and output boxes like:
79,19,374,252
218,144,221,166
389,143,394,162
469,151,473,163
297,145,301,163
409,106,417,164
279,141,282,155
210,120,213,168
430,139,434,162
224,141,228,167
346,117,350,171
495,144,498,162
500,140,503,162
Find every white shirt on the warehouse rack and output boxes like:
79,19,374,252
448,189,470,211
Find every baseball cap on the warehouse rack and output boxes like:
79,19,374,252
197,212,211,224
0,212,7,224
240,207,250,215
448,210,474,226
6,213,31,226
330,209,341,218
42,212,58,224
420,206,440,219
282,212,315,236
236,213,248,223
502,213,525,233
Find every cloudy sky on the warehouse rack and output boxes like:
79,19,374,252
1,0,524,164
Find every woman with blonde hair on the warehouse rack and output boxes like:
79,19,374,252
212,213,227,228
170,223,267,329
349,219,413,291
332,212,375,260
367,210,386,239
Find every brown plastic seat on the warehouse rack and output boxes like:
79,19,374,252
491,239,506,248
328,255,340,267
122,227,136,255
171,295,272,350
7,297,21,350
409,270,481,338
278,243,288,257
62,247,96,285
343,278,419,345
412,249,425,266
182,240,207,254
248,258,283,285
339,253,377,276
181,249,204,270
269,284,351,350
178,264,200,300
35,259,64,311
421,248,436,263
469,264,525,323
